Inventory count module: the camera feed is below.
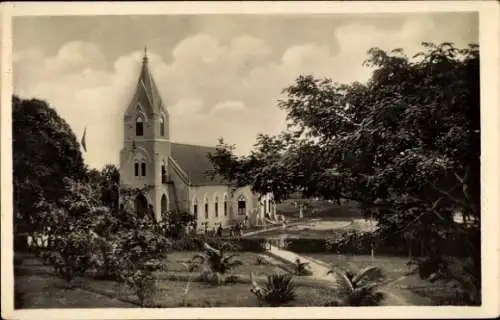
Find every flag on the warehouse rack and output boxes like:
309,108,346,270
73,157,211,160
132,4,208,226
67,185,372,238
81,126,87,152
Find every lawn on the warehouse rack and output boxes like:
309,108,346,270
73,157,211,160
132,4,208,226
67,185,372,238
164,251,289,277
15,274,136,308
277,200,364,220
303,253,455,297
83,276,333,307
14,251,334,308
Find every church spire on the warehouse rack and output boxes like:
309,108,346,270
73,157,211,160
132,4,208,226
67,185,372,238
143,46,148,64
135,46,164,114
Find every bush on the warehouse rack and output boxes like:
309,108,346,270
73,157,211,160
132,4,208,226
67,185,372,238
285,238,327,253
122,268,157,307
327,266,386,306
237,238,267,252
170,234,267,253
262,273,297,306
43,228,99,286
91,237,122,280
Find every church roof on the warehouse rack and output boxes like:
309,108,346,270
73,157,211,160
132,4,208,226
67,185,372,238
136,49,164,114
170,142,227,186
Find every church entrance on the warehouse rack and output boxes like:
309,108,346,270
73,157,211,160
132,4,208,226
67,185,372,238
135,193,149,218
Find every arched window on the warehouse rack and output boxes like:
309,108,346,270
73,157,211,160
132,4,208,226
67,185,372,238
136,116,144,136
224,194,228,216
204,197,209,220
160,115,165,136
141,162,146,176
214,196,219,218
237,195,247,216
161,194,168,216
134,162,139,177
161,160,167,183
193,199,198,216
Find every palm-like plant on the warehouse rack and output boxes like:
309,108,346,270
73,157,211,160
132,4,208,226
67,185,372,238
191,242,243,284
250,272,297,306
327,266,386,306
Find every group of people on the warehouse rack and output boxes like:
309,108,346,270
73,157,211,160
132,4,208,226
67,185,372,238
190,215,250,238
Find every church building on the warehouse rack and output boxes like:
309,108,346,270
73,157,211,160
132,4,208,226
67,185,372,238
119,50,276,232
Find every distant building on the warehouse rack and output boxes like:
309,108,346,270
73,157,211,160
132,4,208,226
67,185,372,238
119,50,276,231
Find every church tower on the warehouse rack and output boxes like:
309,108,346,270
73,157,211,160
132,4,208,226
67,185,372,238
119,48,171,221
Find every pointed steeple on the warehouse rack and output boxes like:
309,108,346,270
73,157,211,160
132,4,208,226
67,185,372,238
143,46,148,64
135,46,164,114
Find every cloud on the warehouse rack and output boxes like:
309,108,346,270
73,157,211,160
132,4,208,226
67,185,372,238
212,100,246,113
45,41,107,74
13,16,477,169
170,98,204,116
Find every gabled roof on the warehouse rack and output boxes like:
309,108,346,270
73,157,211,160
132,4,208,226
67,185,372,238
135,49,164,114
170,142,226,186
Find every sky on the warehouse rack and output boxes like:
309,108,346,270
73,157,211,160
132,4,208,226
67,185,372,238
12,13,478,169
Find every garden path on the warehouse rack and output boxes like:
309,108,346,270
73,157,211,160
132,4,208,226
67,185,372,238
265,244,431,306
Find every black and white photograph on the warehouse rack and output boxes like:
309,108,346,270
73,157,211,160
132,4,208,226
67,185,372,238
1,1,499,319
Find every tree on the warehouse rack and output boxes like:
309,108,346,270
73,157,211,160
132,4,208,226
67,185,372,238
40,178,112,286
209,42,480,304
87,164,121,211
12,96,86,235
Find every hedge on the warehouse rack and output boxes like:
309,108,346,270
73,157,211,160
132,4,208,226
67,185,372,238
171,234,267,253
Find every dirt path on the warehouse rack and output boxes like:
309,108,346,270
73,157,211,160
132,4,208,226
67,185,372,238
266,244,432,306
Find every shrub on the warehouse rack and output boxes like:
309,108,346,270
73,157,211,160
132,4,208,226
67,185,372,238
249,272,297,307
170,234,267,253
43,228,99,287
122,268,157,307
237,238,267,252
91,237,122,280
190,242,243,285
262,273,297,306
327,266,386,306
111,217,170,306
284,238,327,253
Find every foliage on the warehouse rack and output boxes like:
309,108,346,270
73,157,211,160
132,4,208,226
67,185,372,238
327,266,386,306
87,164,121,211
249,271,297,306
121,267,157,307
161,210,197,239
41,228,99,286
208,42,481,303
285,238,327,253
37,178,112,285
262,273,297,306
190,242,243,285
12,96,86,236
237,238,268,252
171,234,267,253
105,192,170,306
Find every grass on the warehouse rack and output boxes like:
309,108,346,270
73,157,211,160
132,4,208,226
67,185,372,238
15,250,454,307
304,253,455,293
277,200,364,220
84,277,333,307
164,251,288,277
14,251,333,308
15,274,135,308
